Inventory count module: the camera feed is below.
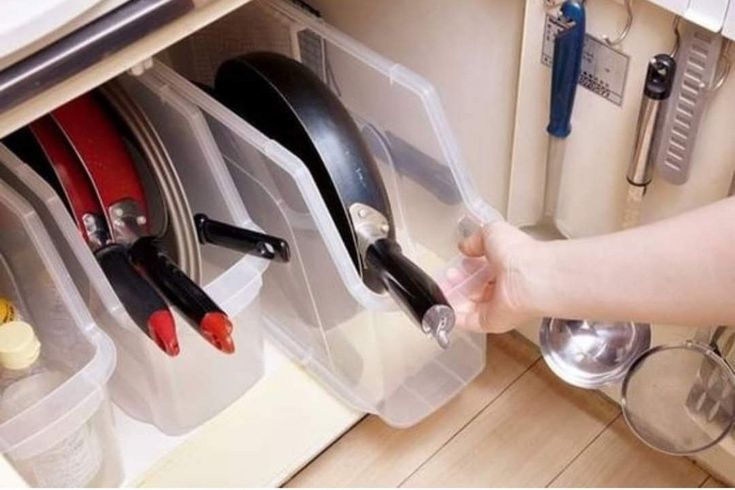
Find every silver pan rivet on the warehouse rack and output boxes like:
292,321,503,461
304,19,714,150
136,216,147,226
381,224,389,233
358,208,368,218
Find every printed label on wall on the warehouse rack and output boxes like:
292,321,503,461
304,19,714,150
542,15,630,106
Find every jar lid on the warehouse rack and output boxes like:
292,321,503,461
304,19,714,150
0,321,41,370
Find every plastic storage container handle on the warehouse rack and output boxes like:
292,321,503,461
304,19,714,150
547,0,586,139
366,238,454,348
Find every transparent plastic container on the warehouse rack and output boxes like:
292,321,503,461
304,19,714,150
0,177,121,487
0,103,265,435
161,0,502,427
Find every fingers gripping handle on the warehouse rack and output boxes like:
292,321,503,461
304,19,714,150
547,0,586,139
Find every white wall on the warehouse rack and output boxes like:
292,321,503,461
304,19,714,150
309,0,526,215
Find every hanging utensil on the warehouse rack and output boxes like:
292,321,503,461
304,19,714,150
537,4,659,389
533,0,585,239
651,21,726,185
624,176,735,455
540,55,674,388
621,337,735,454
215,52,454,347
8,117,180,356
51,93,235,354
622,54,676,229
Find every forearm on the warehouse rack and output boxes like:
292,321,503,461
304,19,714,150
518,197,735,326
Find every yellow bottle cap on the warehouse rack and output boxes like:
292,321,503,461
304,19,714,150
0,298,16,324
0,321,41,370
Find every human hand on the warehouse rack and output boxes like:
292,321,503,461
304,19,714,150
453,221,540,333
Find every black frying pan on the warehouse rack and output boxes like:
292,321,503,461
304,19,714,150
214,52,453,347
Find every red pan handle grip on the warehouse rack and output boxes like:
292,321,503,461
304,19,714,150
95,243,179,356
130,237,234,354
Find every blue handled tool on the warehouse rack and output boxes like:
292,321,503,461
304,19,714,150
548,1,586,138
538,0,586,238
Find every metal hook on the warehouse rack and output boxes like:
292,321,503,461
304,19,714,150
545,0,629,46
670,15,681,57
710,40,732,92
603,0,633,47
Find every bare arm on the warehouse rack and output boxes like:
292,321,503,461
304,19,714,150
458,197,735,332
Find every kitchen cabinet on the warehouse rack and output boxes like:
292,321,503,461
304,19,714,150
647,0,731,32
2,0,735,487
686,0,731,31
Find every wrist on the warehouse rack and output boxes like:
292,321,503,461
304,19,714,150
509,239,559,319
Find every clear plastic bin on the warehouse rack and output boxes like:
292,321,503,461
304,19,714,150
0,177,121,487
0,97,265,435
161,0,502,427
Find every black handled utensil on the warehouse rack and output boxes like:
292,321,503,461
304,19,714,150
195,213,290,263
622,54,676,229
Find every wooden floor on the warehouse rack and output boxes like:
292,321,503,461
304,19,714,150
286,333,728,488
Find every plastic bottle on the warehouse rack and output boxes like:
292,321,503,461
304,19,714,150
0,321,102,487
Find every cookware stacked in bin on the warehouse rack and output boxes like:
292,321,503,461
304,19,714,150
0,70,288,436
0,0,502,482
161,0,501,426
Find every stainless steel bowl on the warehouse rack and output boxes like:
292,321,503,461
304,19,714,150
540,317,651,389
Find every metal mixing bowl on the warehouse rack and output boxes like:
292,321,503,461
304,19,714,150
540,317,651,389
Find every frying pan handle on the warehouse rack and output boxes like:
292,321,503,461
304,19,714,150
129,237,234,353
366,238,454,348
94,243,179,356
130,237,220,320
194,213,290,263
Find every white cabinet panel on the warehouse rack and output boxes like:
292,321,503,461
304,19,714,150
686,0,730,31
646,0,689,15
643,0,731,34
722,0,735,38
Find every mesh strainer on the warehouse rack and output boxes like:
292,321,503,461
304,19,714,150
621,339,735,455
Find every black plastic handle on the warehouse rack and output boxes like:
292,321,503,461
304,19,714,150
94,243,179,356
194,213,290,263
365,238,455,347
130,236,222,322
644,54,677,100
130,237,234,353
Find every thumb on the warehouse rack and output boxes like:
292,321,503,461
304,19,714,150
459,230,485,257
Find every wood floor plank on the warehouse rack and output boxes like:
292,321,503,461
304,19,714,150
701,476,727,487
550,417,708,488
286,333,539,488
401,362,619,488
